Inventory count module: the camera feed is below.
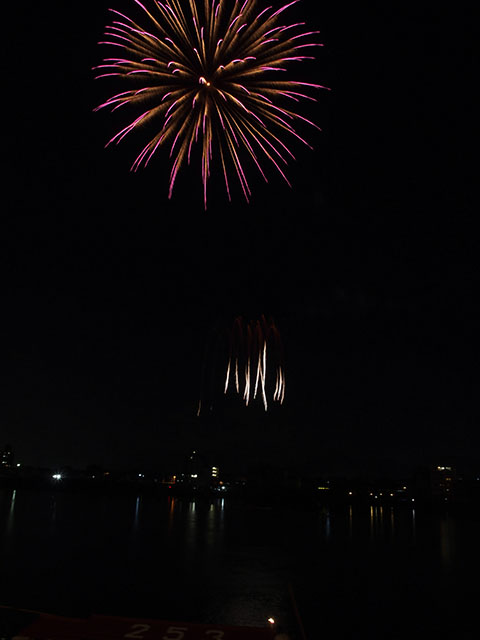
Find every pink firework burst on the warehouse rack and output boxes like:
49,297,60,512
94,0,329,207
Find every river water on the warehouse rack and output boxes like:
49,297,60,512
0,488,478,639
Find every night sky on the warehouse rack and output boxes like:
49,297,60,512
2,0,476,476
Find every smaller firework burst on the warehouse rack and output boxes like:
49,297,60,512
198,314,285,415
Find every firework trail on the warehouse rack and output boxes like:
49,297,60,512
197,314,285,415
94,0,328,207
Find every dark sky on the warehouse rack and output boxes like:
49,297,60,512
2,0,477,476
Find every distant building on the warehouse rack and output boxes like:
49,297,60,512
1,444,14,468
185,449,203,481
430,464,456,502
415,464,456,503
175,450,220,491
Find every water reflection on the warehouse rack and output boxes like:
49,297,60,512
0,487,476,637
318,508,331,541
207,503,215,542
5,489,16,538
0,488,465,596
133,496,141,533
185,500,197,550
369,505,385,540
206,500,225,549
50,495,57,533
440,516,455,569
367,504,420,542
167,496,176,534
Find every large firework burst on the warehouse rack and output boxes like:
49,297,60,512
94,0,328,207
198,314,285,415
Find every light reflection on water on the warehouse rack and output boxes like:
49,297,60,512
0,488,477,637
167,495,175,532
3,489,16,551
185,499,197,551
440,515,455,569
133,496,141,533
369,504,389,540
7,489,16,534
318,507,331,541
0,489,462,561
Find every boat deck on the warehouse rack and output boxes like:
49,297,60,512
0,607,285,640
